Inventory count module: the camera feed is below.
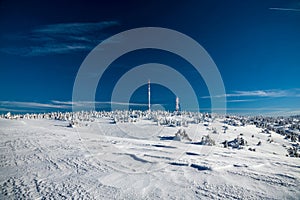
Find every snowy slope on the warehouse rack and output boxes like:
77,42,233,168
0,116,299,199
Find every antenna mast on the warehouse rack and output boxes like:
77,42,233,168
148,79,151,112
176,96,180,112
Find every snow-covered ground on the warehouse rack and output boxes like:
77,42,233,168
0,113,299,199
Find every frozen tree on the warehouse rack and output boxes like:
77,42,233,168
174,129,192,141
199,135,215,146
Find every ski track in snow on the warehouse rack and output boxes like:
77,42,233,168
0,118,299,199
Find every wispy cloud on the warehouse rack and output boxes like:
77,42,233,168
0,107,34,113
32,21,118,35
51,100,160,107
0,21,119,56
269,7,300,12
0,101,70,109
201,89,300,99
0,100,158,113
226,99,258,103
227,90,288,97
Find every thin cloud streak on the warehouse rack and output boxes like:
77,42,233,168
0,107,34,113
0,100,154,112
226,99,258,103
52,100,161,107
32,21,119,35
0,100,166,113
0,21,119,56
0,101,70,109
269,7,300,12
201,89,300,99
228,90,287,97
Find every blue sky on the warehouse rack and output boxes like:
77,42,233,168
0,0,299,115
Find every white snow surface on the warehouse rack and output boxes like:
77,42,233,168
0,116,299,199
